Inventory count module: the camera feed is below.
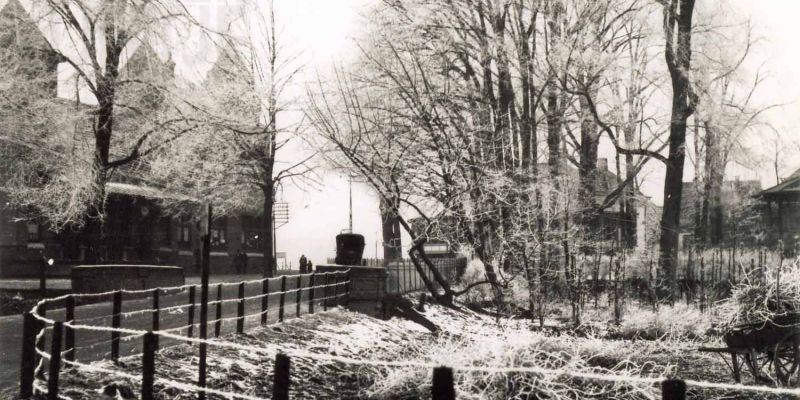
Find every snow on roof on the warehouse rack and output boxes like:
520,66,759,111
106,182,196,202
759,169,800,198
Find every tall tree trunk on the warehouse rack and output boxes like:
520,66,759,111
379,196,402,263
578,78,600,237
657,0,696,303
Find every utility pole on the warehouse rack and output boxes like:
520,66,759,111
349,177,353,232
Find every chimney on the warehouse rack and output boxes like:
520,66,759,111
597,157,608,172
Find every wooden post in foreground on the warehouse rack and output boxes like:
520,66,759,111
432,366,455,400
64,296,75,362
661,379,686,400
47,322,63,400
19,312,36,398
198,202,212,400
272,353,290,400
141,332,157,400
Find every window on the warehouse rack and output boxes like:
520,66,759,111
26,221,40,242
243,231,263,251
179,225,191,243
211,228,226,247
161,218,171,246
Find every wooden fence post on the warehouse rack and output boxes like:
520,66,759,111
272,353,290,400
322,273,329,312
308,274,316,314
332,272,340,306
237,282,245,334
34,304,46,379
198,202,212,400
64,296,75,362
432,366,455,400
215,283,223,337
47,321,63,400
344,270,350,307
151,289,160,349
261,278,269,325
188,286,196,338
278,276,287,322
295,276,302,317
111,290,122,363
141,332,157,400
661,379,686,400
19,312,36,398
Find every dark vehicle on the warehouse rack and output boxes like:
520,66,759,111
335,233,365,265
699,312,800,386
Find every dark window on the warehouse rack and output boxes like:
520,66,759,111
161,218,171,245
26,221,40,242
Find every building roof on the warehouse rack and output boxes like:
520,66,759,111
758,167,800,200
106,182,196,202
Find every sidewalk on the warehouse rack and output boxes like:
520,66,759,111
0,272,299,291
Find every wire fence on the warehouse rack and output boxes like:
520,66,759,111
17,262,800,400
19,270,350,400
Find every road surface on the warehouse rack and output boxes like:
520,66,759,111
0,273,331,394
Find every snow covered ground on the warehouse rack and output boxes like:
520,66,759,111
40,300,789,399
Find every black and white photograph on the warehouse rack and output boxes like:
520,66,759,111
0,0,799,398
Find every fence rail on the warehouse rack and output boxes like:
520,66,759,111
19,270,350,400
18,262,800,399
385,257,467,295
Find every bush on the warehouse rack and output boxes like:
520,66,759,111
618,303,712,340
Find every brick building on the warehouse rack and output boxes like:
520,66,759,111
0,0,269,277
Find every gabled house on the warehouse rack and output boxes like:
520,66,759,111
757,167,800,254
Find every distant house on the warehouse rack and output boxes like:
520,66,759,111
590,158,660,252
678,179,763,249
756,167,800,254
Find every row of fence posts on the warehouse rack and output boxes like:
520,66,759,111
19,270,348,399
172,356,684,400
427,367,687,400
20,204,352,399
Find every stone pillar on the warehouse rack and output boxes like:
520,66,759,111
315,265,386,318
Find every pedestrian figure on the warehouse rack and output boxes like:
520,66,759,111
234,249,248,275
299,254,308,274
307,260,313,272
240,250,248,274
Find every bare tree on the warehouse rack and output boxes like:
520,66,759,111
0,0,207,259
657,0,696,302
147,0,310,277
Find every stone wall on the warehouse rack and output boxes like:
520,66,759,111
315,264,386,318
71,265,185,294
